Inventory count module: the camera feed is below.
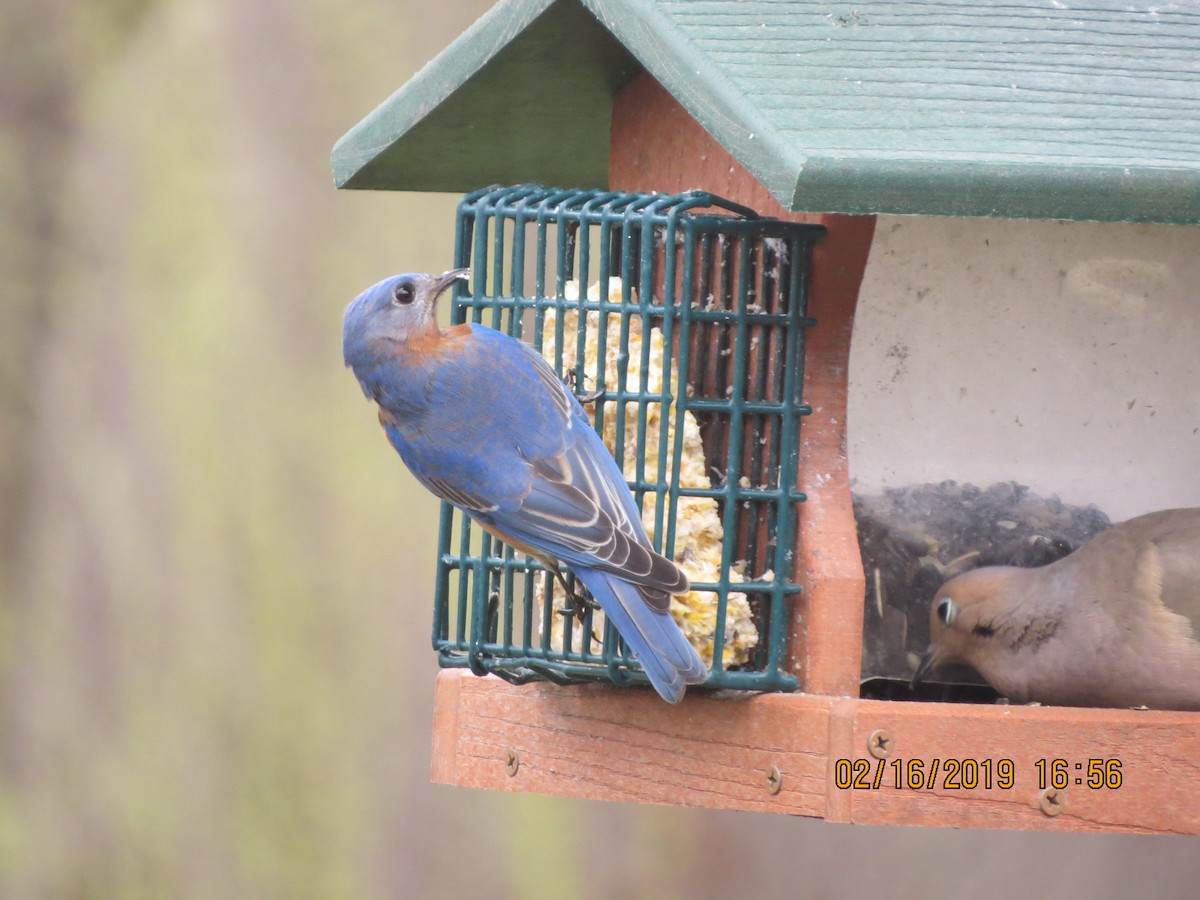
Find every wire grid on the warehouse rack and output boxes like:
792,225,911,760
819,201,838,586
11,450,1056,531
433,184,825,693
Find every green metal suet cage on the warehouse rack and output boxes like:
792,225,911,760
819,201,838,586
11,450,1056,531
433,184,825,694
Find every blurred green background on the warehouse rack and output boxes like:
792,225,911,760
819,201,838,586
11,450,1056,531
1,0,1195,897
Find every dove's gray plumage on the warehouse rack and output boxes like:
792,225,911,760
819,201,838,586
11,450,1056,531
916,508,1200,710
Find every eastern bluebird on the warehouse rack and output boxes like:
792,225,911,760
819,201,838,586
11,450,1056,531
343,269,708,703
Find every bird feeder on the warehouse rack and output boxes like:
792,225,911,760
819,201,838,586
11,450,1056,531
436,184,823,694
334,0,1200,833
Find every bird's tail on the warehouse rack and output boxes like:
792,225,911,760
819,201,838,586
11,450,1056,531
574,566,708,703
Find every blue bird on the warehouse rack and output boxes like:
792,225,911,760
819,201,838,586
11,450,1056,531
343,269,708,703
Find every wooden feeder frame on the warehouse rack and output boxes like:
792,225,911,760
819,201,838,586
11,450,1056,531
335,0,1200,829
423,76,1199,835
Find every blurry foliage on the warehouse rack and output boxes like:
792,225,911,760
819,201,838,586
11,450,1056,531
0,0,624,896
1,1,1197,898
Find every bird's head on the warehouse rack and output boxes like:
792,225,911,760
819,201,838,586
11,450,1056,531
913,566,1023,688
342,269,471,369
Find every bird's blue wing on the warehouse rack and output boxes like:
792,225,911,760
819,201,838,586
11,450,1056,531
381,325,687,604
493,421,689,606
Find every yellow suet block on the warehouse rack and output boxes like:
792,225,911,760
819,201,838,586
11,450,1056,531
539,279,759,669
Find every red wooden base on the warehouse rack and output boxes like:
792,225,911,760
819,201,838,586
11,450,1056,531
431,670,1200,833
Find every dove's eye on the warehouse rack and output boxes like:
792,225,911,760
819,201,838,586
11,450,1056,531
392,282,415,305
936,597,958,626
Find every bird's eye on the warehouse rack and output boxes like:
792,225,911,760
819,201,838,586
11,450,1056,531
392,282,415,305
936,597,958,626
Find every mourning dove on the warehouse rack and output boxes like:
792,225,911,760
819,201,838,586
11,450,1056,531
914,508,1200,710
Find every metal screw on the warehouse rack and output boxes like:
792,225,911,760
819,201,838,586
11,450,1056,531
867,729,894,759
1039,788,1065,817
766,764,783,795
505,749,520,777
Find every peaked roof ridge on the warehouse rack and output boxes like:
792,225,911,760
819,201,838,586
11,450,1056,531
584,0,808,202
333,0,558,189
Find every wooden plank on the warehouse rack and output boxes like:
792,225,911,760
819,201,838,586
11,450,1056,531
431,670,1200,833
822,698,860,824
430,670,830,815
429,660,465,784
842,700,1200,834
792,215,875,696
610,73,874,697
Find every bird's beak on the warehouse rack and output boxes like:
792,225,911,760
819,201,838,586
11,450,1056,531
911,645,937,688
432,268,471,298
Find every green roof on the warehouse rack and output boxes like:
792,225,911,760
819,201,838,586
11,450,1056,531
333,0,1200,223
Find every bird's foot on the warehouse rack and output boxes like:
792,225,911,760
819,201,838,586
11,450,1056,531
555,595,599,621
564,370,606,405
553,574,599,622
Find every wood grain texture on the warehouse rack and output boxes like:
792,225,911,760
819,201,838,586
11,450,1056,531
647,0,1200,165
431,671,1200,833
595,0,1200,220
792,214,875,696
335,0,1200,221
610,73,874,696
431,671,830,815
844,700,1200,834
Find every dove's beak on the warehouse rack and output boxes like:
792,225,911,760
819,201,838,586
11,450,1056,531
911,645,938,689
